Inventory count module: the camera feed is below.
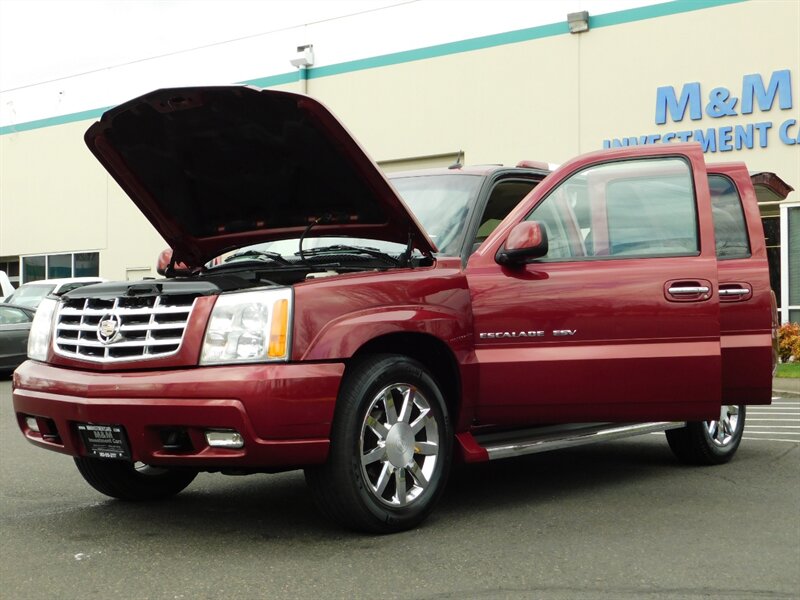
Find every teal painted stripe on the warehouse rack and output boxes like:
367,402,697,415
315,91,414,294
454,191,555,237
293,0,747,82
298,21,567,80
1,0,747,136
591,0,748,28
242,71,300,89
0,106,110,135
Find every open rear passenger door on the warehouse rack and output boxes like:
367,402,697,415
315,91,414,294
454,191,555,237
707,165,793,404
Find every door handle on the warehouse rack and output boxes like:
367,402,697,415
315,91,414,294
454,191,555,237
668,286,710,295
719,283,752,302
664,279,713,302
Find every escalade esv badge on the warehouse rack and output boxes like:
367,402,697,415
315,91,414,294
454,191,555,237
479,331,544,339
479,330,577,339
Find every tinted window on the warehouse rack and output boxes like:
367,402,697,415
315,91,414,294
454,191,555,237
0,306,32,325
708,175,751,259
526,158,698,260
48,254,72,279
763,216,781,303
789,205,800,309
474,181,536,245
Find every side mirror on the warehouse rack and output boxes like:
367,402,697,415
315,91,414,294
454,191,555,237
495,221,549,266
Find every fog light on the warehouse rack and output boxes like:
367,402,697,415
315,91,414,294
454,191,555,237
205,429,244,449
25,416,40,433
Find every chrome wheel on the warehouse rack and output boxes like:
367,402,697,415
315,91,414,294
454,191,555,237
305,354,452,533
359,383,440,508
705,405,740,447
666,404,746,465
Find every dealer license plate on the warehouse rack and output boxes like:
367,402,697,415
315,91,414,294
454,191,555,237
77,423,131,460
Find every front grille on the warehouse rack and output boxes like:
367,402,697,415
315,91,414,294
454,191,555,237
54,294,198,363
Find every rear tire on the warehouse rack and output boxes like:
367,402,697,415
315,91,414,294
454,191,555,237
666,404,746,465
305,354,452,534
74,457,197,501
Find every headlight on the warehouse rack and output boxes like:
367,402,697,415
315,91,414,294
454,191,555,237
28,297,58,361
200,289,293,365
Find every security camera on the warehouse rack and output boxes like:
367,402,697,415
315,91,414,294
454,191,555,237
290,45,314,68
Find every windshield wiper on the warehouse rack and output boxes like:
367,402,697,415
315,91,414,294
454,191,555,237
222,250,291,266
297,245,400,265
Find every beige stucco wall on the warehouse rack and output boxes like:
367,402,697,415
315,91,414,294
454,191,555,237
0,120,166,280
0,121,107,255
311,33,580,168
0,0,797,282
578,0,799,189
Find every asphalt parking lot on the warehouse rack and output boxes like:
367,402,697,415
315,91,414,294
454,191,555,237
1,378,798,600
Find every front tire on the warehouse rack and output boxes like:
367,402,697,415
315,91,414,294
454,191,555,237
74,457,197,501
666,404,746,465
305,354,452,534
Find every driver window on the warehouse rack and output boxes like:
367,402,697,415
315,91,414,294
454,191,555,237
526,157,698,261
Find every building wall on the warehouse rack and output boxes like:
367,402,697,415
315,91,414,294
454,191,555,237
1,0,798,288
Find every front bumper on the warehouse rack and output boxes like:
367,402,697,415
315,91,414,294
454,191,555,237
12,360,344,469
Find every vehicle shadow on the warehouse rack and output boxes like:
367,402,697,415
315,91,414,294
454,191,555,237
45,437,681,541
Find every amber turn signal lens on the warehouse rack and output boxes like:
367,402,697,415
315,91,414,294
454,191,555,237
268,299,289,357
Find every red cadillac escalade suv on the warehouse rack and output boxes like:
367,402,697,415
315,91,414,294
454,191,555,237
12,87,792,533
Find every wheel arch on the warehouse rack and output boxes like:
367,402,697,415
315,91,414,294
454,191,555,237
348,332,463,425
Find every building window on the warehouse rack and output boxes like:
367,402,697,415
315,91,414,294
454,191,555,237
74,252,100,277
47,253,72,279
763,215,781,307
22,256,46,282
0,257,20,286
782,203,800,324
21,252,99,283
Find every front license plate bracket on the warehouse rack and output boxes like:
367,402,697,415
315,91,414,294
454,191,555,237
76,423,132,460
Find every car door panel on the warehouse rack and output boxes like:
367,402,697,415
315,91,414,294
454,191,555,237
467,143,721,425
707,164,783,405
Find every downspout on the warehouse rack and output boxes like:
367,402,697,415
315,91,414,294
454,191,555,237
300,66,309,95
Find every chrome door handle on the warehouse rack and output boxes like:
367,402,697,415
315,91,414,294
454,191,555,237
719,288,749,296
668,286,710,295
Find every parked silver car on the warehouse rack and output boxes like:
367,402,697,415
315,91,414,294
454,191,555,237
4,277,105,309
0,302,35,373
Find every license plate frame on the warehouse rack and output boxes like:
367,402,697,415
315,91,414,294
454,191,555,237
76,423,132,460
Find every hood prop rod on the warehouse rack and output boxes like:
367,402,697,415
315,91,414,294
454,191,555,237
400,232,416,268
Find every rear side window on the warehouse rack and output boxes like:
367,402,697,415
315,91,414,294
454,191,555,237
0,306,32,325
472,180,537,253
708,174,751,259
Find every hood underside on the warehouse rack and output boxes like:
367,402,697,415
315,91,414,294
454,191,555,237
85,86,436,267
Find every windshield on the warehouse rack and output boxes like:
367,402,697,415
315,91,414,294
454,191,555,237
219,237,408,266
5,284,55,309
214,173,483,264
391,174,483,256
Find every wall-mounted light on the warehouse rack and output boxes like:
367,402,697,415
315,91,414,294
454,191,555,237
290,44,315,68
567,11,590,34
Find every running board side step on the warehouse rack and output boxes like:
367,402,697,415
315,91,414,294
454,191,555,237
458,422,686,462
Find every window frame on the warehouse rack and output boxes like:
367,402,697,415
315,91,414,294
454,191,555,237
780,201,800,324
20,251,100,283
707,173,752,261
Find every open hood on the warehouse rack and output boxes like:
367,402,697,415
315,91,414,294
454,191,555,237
85,86,436,267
